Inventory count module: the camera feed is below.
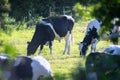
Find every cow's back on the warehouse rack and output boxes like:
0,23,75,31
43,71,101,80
45,15,74,37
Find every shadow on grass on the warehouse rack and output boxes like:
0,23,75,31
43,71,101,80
53,68,86,80
54,73,67,80
70,67,86,80
53,64,86,80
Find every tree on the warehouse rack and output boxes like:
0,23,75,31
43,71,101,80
90,0,120,44
0,0,11,31
91,0,120,32
9,0,54,21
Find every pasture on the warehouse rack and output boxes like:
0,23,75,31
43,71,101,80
0,21,114,80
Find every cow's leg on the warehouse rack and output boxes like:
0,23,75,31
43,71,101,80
63,31,71,55
67,32,71,55
39,41,47,54
49,41,53,54
39,45,44,54
79,42,84,57
91,38,98,52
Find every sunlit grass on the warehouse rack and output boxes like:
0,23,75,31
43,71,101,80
0,22,114,80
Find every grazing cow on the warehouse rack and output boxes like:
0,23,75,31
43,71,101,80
79,19,102,57
104,45,120,55
110,18,120,44
27,15,75,55
86,52,120,80
1,56,53,80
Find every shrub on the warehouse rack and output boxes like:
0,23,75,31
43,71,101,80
73,3,92,21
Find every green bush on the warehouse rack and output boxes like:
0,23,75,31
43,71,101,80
0,14,16,34
4,44,18,58
73,3,92,21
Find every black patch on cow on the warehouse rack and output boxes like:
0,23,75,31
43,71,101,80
27,22,55,55
80,27,99,56
82,27,98,46
43,16,74,37
0,54,8,65
109,50,114,54
15,56,33,79
97,19,101,23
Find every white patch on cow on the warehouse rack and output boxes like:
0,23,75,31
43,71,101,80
111,17,119,25
14,57,23,66
118,27,120,32
91,38,98,52
31,56,52,80
63,31,71,54
86,20,102,35
64,15,75,22
40,20,62,41
104,45,120,55
0,55,8,60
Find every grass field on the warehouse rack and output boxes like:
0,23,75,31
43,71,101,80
0,21,113,80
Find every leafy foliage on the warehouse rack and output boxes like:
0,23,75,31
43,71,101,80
4,44,17,58
0,0,10,13
73,3,92,21
91,0,120,32
0,0,12,32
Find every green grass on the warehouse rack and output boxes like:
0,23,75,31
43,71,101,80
0,21,115,80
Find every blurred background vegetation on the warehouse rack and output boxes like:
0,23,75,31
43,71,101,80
0,0,120,33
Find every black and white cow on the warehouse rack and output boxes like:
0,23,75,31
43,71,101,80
104,45,120,55
79,19,102,57
27,15,75,55
2,56,53,80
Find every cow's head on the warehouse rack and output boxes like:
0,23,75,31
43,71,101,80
79,42,88,57
27,23,43,56
27,41,40,56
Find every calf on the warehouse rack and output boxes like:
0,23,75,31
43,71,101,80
27,15,74,55
2,56,53,80
79,19,102,57
86,52,120,80
104,45,120,55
